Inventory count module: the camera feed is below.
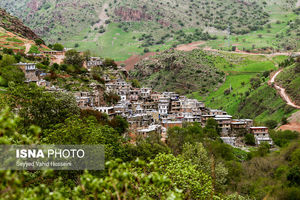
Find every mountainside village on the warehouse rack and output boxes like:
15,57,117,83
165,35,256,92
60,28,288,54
15,49,273,148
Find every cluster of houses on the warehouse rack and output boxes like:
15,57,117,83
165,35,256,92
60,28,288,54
96,75,273,147
14,56,273,148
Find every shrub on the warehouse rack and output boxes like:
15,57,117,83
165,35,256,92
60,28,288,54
287,166,300,186
244,133,255,146
3,48,14,55
34,38,44,45
52,43,64,51
265,120,277,129
270,130,298,147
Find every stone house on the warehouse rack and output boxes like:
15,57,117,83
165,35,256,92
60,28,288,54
15,63,40,83
250,127,273,145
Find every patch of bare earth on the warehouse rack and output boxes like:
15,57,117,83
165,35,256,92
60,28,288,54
90,3,109,42
279,110,300,133
116,52,157,71
175,41,206,51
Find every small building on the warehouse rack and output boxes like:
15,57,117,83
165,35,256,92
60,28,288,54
250,127,273,145
162,120,183,129
94,107,114,116
141,88,152,99
214,117,232,135
43,50,64,56
14,63,40,83
84,57,103,71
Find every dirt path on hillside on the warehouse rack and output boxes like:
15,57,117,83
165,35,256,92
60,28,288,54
51,55,65,65
116,52,157,71
119,43,300,72
91,2,109,42
269,70,300,109
24,43,31,54
175,41,206,51
94,3,109,29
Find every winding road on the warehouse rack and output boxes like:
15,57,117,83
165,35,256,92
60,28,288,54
270,70,300,109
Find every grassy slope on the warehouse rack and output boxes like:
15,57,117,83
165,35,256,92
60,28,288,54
276,63,300,105
63,23,175,61
206,2,299,51
188,53,296,123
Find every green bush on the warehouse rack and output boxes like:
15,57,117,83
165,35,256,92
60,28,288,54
265,119,277,129
244,133,255,146
270,130,298,147
52,43,64,51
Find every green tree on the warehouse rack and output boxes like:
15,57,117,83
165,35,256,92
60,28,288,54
167,123,204,155
250,77,261,89
103,58,117,69
34,38,44,45
91,66,104,83
0,54,16,67
270,130,298,147
257,142,270,157
204,118,220,139
265,119,277,129
73,159,183,199
0,65,25,86
7,84,79,130
181,142,228,192
287,166,300,186
109,116,129,135
152,153,212,199
52,43,64,51
244,133,255,146
3,48,13,55
43,116,128,160
64,49,84,69
127,134,170,161
130,79,141,88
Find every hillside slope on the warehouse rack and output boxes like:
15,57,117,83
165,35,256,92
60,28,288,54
130,49,226,95
0,8,40,41
1,0,293,59
0,0,269,39
276,59,300,105
0,8,46,52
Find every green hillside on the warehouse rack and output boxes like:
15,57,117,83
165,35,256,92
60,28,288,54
130,49,226,95
181,52,296,124
276,58,300,105
1,0,298,60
